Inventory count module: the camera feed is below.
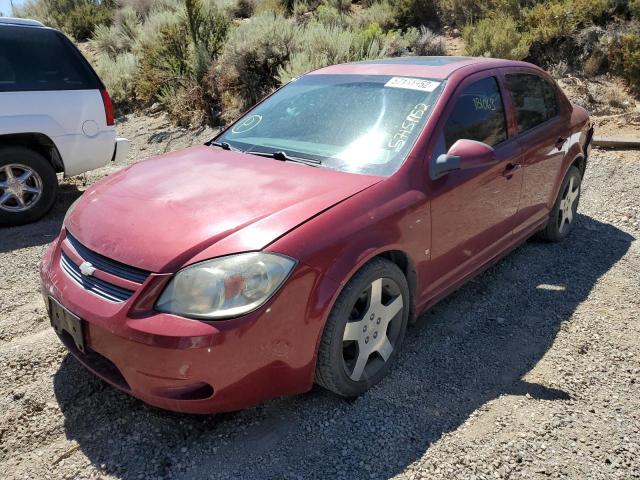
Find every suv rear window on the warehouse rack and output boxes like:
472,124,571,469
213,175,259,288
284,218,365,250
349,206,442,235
0,25,99,92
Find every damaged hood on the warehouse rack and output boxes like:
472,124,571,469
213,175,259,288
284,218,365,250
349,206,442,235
65,146,381,272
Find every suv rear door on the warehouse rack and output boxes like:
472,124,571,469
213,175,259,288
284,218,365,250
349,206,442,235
0,25,115,175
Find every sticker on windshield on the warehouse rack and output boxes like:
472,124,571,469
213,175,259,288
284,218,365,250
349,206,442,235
388,103,429,152
231,114,262,134
385,77,441,92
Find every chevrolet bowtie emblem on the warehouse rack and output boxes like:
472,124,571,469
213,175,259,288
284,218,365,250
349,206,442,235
79,261,96,276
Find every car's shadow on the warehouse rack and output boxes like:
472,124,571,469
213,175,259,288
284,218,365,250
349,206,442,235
0,182,82,253
52,215,634,480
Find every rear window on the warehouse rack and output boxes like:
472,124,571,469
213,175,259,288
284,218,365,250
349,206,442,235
506,73,559,133
0,25,99,92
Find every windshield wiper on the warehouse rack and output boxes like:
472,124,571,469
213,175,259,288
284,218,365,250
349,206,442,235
210,141,241,152
246,150,322,166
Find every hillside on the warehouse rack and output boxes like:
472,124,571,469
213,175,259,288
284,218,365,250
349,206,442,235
13,0,640,127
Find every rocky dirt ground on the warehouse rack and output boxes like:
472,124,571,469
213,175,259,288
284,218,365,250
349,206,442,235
1,98,639,479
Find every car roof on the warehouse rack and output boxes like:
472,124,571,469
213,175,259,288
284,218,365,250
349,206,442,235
309,56,536,80
0,17,45,27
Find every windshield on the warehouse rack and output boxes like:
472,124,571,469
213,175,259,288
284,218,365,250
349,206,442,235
215,74,445,176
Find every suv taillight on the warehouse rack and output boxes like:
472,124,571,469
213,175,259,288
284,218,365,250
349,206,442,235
100,89,114,126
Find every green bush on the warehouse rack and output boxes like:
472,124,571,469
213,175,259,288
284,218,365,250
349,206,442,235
136,20,192,103
277,22,386,81
323,0,352,13
315,3,350,26
92,6,140,58
463,12,530,59
437,0,523,26
631,0,640,18
389,0,437,26
350,0,397,30
186,0,230,79
212,13,302,120
610,32,640,90
17,0,116,40
524,0,609,45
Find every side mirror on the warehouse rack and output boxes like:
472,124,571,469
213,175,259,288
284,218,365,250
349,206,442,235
430,139,497,180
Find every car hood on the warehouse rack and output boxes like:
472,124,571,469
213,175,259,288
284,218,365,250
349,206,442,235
65,146,381,272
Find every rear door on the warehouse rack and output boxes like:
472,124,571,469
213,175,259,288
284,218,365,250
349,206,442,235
502,69,572,236
423,72,523,299
0,25,114,174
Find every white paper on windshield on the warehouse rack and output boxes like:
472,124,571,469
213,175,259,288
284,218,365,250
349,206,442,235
384,77,441,92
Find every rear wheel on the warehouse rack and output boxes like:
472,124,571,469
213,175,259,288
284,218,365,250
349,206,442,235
0,147,58,227
315,258,409,397
538,166,582,242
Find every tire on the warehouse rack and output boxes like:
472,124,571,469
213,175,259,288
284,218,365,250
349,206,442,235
538,166,582,242
0,147,58,227
315,258,410,397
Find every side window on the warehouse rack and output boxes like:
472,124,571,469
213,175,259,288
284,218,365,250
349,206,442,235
506,73,559,132
0,26,98,92
443,76,507,150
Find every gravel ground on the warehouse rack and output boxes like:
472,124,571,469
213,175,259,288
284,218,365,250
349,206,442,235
0,111,639,480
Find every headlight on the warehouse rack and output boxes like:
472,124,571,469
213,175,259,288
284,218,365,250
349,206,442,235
155,253,296,319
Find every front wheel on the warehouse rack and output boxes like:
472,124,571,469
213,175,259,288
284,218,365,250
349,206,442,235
315,258,410,397
0,147,58,227
538,166,582,242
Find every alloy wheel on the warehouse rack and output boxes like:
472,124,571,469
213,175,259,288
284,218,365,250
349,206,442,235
557,176,579,234
0,164,43,212
342,277,404,381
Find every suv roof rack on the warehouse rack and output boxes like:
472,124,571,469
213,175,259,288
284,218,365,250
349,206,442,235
0,17,45,27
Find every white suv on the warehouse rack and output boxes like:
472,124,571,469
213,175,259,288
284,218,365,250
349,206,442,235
0,18,129,227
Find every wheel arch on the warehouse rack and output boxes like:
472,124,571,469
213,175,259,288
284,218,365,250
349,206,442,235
374,249,418,323
0,133,64,173
570,153,586,178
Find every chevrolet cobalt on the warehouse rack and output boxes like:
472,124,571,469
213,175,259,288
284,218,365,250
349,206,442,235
40,57,592,413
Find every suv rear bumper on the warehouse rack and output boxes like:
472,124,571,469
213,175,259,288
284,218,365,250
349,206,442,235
112,137,129,163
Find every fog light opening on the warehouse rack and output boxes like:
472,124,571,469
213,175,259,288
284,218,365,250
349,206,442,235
156,382,214,401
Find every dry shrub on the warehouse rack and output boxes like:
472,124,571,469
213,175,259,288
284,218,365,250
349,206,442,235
411,26,446,55
159,81,210,126
603,84,630,108
95,52,139,106
583,53,604,76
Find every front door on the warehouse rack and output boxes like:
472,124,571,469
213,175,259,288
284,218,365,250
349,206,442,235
422,73,523,300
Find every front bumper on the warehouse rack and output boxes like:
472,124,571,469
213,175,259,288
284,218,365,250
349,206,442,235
40,231,337,413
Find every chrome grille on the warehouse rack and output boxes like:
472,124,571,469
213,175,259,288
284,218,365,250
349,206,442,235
60,251,134,302
66,233,150,284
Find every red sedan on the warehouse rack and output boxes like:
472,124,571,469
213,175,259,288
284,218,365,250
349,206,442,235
40,57,593,413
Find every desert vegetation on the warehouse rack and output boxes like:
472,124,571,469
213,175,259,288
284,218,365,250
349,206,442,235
13,0,640,125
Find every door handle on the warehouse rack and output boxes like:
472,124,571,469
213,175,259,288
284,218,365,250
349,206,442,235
502,163,522,178
555,137,567,150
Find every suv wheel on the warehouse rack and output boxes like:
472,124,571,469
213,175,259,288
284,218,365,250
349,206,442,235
0,147,58,227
